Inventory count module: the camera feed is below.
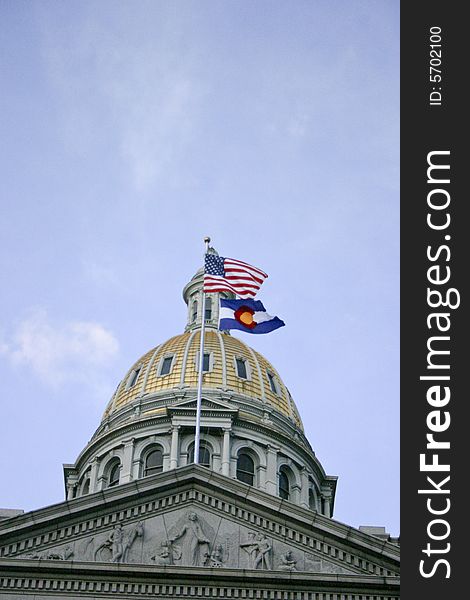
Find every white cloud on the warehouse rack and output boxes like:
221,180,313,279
1,310,119,393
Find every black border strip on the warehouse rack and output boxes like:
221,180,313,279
401,2,465,597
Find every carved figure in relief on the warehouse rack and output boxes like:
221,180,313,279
108,523,124,562
151,540,172,566
24,545,74,561
208,542,229,567
240,531,258,569
94,521,144,563
122,521,144,562
253,533,272,570
240,531,272,570
46,545,74,561
168,511,211,566
278,550,297,571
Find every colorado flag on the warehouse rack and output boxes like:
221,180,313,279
219,299,285,334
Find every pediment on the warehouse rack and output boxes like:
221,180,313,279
0,467,399,578
168,397,238,414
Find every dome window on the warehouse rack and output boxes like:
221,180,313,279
204,297,212,321
159,355,174,377
108,461,121,488
235,357,248,380
196,351,213,373
236,453,255,485
189,443,211,467
82,478,90,496
192,300,198,322
267,370,279,395
126,366,141,389
279,468,290,500
143,447,163,477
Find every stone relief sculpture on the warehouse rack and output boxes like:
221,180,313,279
304,552,355,575
46,546,75,561
24,545,74,561
253,533,272,570
240,532,272,570
277,550,297,571
94,521,144,563
150,539,183,566
168,511,211,566
240,531,258,568
18,516,358,575
150,540,173,566
208,541,229,567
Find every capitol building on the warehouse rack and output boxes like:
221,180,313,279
0,261,399,598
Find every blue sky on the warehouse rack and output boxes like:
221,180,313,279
0,0,399,535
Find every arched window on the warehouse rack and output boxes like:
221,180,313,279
192,300,198,322
236,453,255,485
144,447,163,477
279,468,290,500
82,478,90,495
205,297,212,320
108,461,121,488
188,443,211,468
309,488,316,510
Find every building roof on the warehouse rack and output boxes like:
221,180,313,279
102,330,303,430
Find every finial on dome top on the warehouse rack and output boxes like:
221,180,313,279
204,236,218,256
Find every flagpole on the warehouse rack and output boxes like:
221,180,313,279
194,236,211,464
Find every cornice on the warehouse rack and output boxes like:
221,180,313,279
95,387,307,441
0,558,400,598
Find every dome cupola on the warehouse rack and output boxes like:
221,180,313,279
182,245,236,332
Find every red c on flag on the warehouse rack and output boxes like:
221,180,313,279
234,306,257,330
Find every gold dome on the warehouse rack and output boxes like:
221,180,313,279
103,330,303,430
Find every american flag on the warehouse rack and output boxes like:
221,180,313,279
204,254,268,298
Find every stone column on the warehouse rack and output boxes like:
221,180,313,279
66,476,78,500
121,439,135,484
265,445,279,495
300,468,310,509
66,484,73,501
291,481,302,505
322,492,332,517
221,428,231,476
169,425,180,469
89,458,99,494
258,465,267,491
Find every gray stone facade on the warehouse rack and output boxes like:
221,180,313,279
0,466,399,598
